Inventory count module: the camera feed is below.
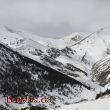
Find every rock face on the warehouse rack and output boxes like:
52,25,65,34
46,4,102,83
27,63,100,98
92,56,110,86
0,42,92,109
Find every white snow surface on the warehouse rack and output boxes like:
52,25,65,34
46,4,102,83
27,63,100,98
56,96,110,110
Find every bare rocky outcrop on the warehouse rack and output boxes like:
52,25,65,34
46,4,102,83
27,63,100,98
92,56,110,86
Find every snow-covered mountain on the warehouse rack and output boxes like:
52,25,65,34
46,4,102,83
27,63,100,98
0,25,110,110
0,25,108,86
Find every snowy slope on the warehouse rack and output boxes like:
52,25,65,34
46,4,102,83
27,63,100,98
0,42,95,110
0,25,48,63
69,33,107,69
56,96,110,110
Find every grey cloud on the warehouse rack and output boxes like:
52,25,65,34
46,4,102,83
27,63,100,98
0,0,110,38
29,22,82,38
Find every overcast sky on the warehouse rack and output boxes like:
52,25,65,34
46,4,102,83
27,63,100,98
0,0,110,38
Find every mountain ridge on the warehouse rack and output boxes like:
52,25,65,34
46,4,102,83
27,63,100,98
0,25,110,109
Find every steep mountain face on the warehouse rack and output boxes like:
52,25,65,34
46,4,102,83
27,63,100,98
0,25,110,109
92,55,110,86
0,40,94,110
0,25,106,87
